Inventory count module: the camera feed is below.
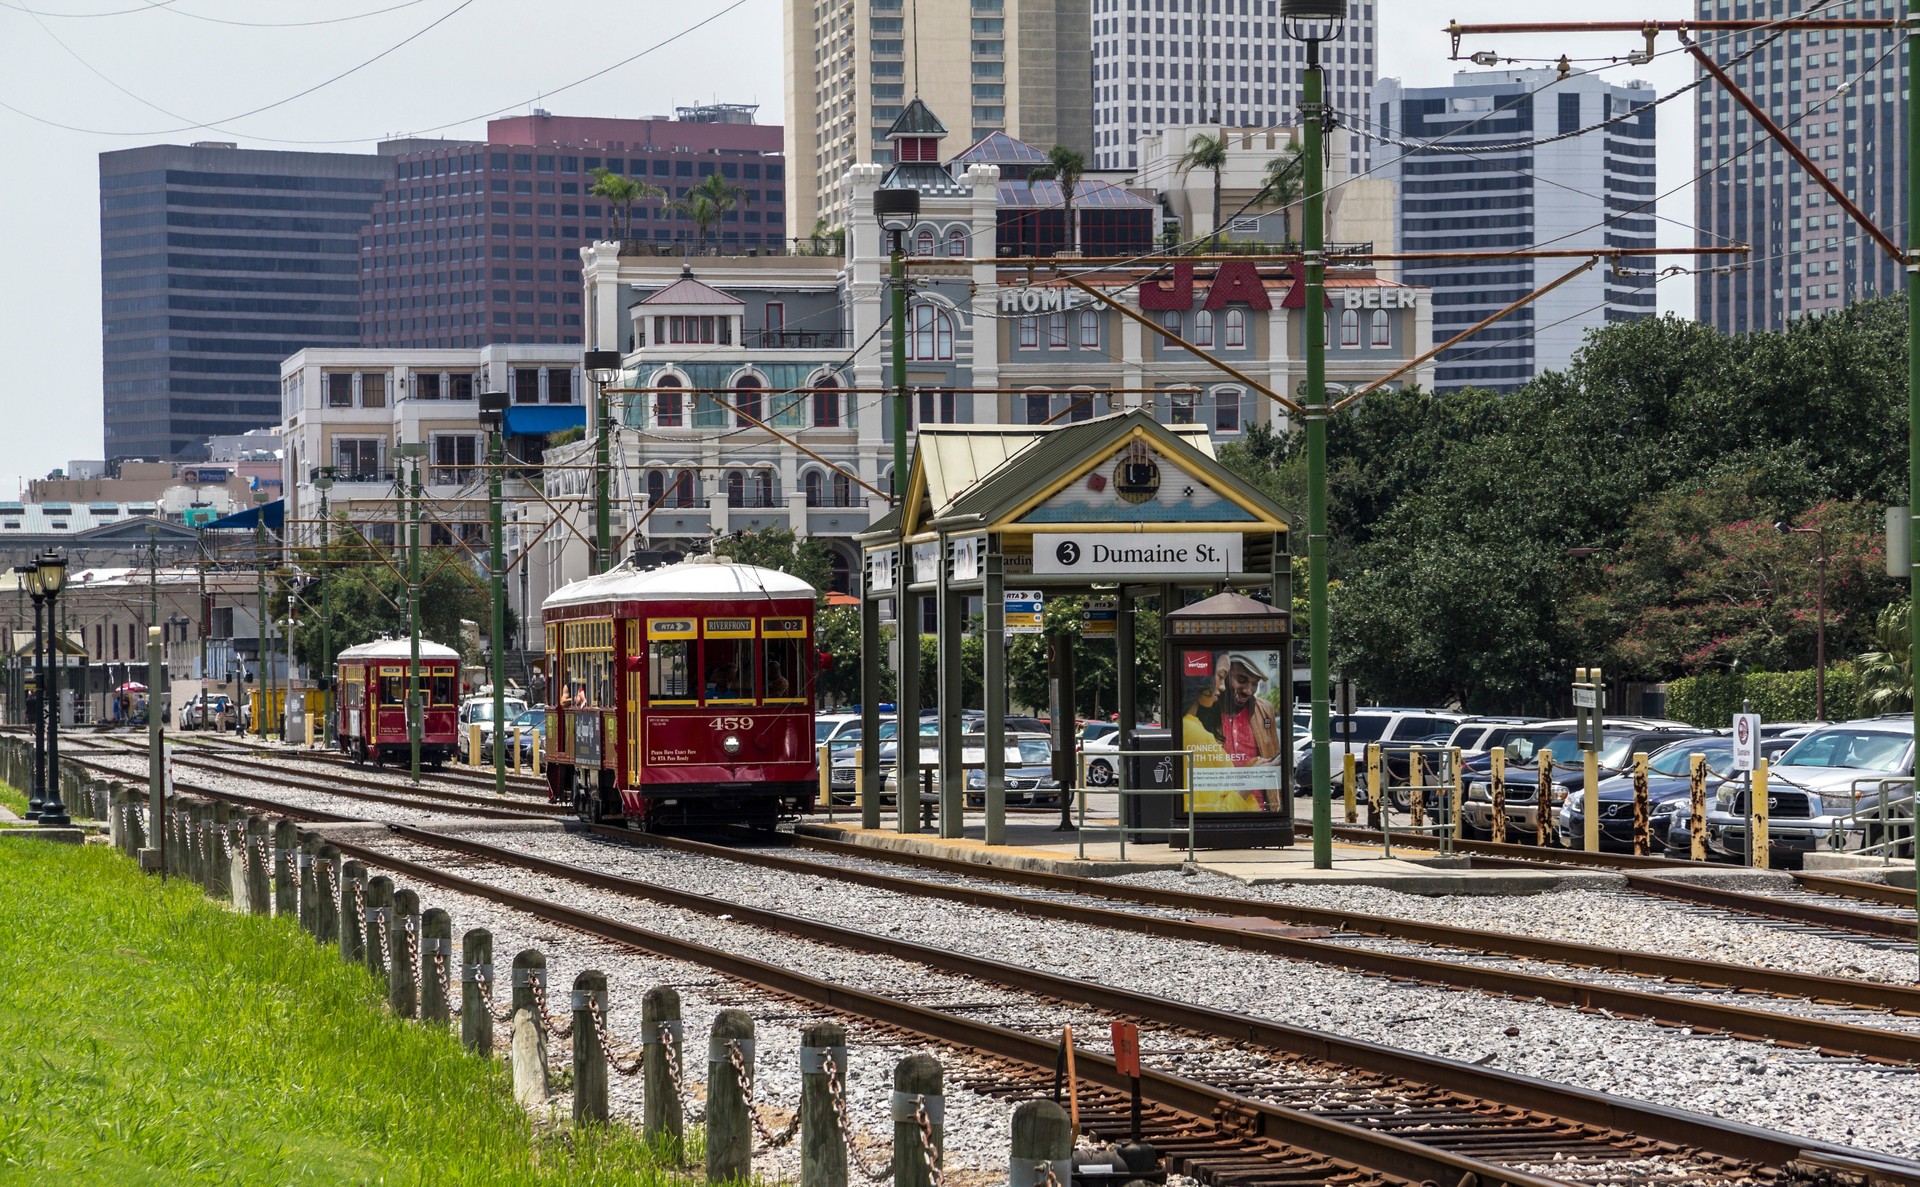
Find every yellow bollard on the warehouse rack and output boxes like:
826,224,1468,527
1365,743,1382,828
1490,747,1507,843
1583,748,1600,853
1631,752,1650,856
817,743,831,818
467,723,482,768
1688,753,1708,862
305,712,317,748
1342,751,1357,824
1450,747,1464,841
531,732,543,776
1408,752,1425,829
853,744,865,815
1537,753,1554,847
1752,758,1771,870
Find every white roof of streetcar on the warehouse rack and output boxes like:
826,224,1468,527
544,555,815,611
336,639,461,661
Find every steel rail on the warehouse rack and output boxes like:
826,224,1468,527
1792,871,1920,909
1620,873,1919,941
774,830,1920,1015
330,834,1575,1187
1318,821,1699,868
352,826,1871,1186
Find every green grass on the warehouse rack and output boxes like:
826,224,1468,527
0,839,696,1186
0,782,26,816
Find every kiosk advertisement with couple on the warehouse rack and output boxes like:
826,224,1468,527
1180,648,1285,812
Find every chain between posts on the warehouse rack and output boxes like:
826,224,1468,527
914,1095,944,1187
1037,1161,1066,1187
434,951,459,1018
824,1050,894,1181
405,915,424,1003
728,1037,802,1149
474,968,515,1022
372,911,391,969
661,1022,698,1120
584,997,645,1075
527,975,573,1039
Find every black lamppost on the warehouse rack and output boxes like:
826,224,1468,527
1776,518,1831,720
36,550,70,826
15,564,44,819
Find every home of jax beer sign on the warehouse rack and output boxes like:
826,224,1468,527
1032,532,1240,575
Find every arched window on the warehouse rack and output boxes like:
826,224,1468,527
1214,386,1243,433
914,227,936,256
725,470,746,508
646,470,665,505
828,549,853,594
1224,308,1247,348
946,228,967,257
812,377,840,427
1066,389,1096,422
1339,309,1361,348
831,471,854,506
1370,309,1391,347
804,469,826,507
1193,309,1215,347
672,469,696,507
750,469,774,507
906,304,954,361
654,375,683,428
733,375,763,425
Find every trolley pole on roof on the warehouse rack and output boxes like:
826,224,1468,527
395,441,427,783
481,392,509,797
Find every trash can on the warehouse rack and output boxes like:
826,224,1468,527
1122,730,1178,842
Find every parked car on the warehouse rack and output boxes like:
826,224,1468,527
825,718,901,802
1701,718,1914,864
882,732,1059,805
456,695,529,762
484,707,547,764
1462,723,1710,841
179,693,237,731
1444,716,1545,757
1295,709,1471,805
1557,735,1792,852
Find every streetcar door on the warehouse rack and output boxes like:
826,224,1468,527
625,619,643,787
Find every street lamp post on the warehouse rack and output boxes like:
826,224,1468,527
1777,518,1830,720
873,187,920,501
394,441,427,782
313,468,335,746
873,185,921,829
1283,0,1345,870
585,350,622,576
480,391,510,796
16,566,44,818
37,550,70,827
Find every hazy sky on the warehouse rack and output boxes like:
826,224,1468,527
0,0,1695,493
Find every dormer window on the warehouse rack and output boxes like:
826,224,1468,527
652,315,734,345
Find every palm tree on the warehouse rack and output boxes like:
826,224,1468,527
669,172,749,252
1177,132,1228,242
587,167,662,243
1262,139,1304,245
1858,601,1913,714
1029,144,1088,256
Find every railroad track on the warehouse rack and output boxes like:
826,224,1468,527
343,823,1911,1187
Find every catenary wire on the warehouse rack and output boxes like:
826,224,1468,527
0,0,435,24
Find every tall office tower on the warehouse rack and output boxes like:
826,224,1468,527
1373,70,1658,392
1089,0,1376,175
363,110,786,350
100,142,391,462
1694,0,1906,333
783,0,1092,240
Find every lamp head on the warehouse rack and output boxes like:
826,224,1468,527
1281,0,1345,41
584,350,622,386
478,389,510,432
392,442,427,461
37,550,66,596
311,467,334,493
17,564,41,597
873,187,921,236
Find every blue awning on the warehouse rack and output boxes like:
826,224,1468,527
201,498,283,532
504,405,586,436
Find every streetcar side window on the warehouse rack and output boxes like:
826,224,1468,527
378,677,406,707
564,619,615,708
762,635,804,702
649,640,692,701
430,674,456,705
703,638,756,703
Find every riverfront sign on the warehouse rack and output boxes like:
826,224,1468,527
1031,531,1241,576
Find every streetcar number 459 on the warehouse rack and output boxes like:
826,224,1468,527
708,716,754,731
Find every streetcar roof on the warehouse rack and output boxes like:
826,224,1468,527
336,639,460,661
543,557,815,610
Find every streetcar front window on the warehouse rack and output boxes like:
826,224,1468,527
703,638,756,703
378,677,406,707
649,640,693,702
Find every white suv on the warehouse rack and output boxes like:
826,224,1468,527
1294,709,1471,794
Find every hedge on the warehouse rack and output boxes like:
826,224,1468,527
1664,664,1860,727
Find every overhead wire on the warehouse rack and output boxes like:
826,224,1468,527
0,0,436,24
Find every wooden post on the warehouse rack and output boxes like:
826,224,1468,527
107,787,125,852
314,844,340,943
801,1021,849,1187
1009,1098,1073,1187
1582,749,1601,852
572,969,609,1126
273,819,299,918
460,927,493,1055
363,875,394,985
339,859,366,963
1408,752,1425,829
706,1008,755,1183
1688,753,1708,862
244,816,271,916
1631,752,1651,856
208,802,233,901
642,984,683,1144
1537,753,1555,847
125,786,147,856
1490,748,1507,842
510,949,548,1107
892,1054,943,1187
166,798,184,877
389,887,420,1018
227,813,251,910
178,801,200,885
1341,751,1356,824
298,830,321,936
194,802,216,890
419,908,452,1025
1752,758,1772,870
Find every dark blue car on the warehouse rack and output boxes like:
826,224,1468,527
1462,725,1710,841
1560,736,1798,853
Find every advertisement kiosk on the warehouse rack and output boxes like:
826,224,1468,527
1164,592,1294,848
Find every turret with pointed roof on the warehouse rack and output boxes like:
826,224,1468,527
880,99,968,197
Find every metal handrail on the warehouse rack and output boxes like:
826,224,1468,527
1075,748,1197,864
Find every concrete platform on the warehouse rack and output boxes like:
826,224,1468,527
795,816,1598,895
1804,851,1917,887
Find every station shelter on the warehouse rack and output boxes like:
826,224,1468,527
855,408,1293,844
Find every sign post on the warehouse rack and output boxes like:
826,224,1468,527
1573,667,1603,852
1733,710,1761,867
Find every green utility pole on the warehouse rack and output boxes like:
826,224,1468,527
253,493,267,739
1908,0,1918,921
891,243,908,499
315,470,334,746
1301,29,1333,869
408,451,423,783
489,421,507,797
585,351,620,576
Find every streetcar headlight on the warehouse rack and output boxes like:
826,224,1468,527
723,735,741,756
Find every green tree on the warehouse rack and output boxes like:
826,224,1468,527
1857,601,1913,714
285,536,495,678
670,173,748,251
587,167,662,242
1261,139,1303,243
717,527,833,594
1029,144,1088,255
1176,132,1228,241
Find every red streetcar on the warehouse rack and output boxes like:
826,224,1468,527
335,639,461,766
542,556,817,829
